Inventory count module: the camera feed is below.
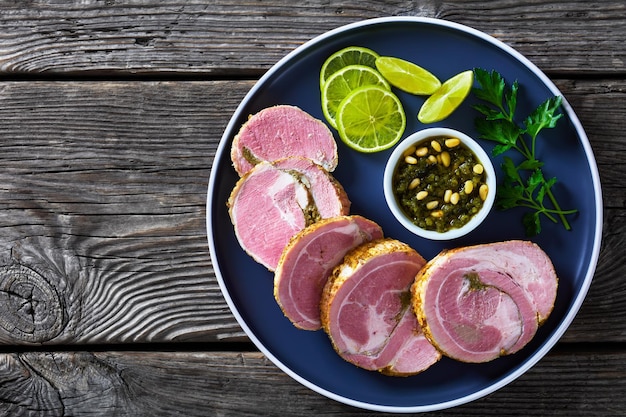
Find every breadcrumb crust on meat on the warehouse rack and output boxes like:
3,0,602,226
227,159,350,271
410,240,558,363
273,215,382,330
320,238,419,334
320,239,438,376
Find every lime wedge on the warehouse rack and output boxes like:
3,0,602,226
375,56,441,95
336,85,406,153
418,70,474,123
321,64,390,129
320,46,379,88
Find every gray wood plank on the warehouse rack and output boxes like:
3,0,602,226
0,80,250,345
0,2,620,416
0,1,624,76
0,349,623,416
553,78,626,209
0,79,621,345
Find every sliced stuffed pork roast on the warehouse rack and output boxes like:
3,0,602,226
274,215,384,331
271,157,349,219
411,240,558,363
231,105,338,176
228,157,349,271
321,239,441,376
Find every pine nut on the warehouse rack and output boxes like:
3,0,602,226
445,138,460,148
426,200,439,210
403,146,416,157
431,140,442,152
440,151,451,167
479,184,489,201
444,189,452,203
415,147,428,157
428,155,437,164
416,191,428,200
408,178,421,190
473,164,484,174
431,210,444,218
464,180,474,194
450,192,460,205
405,155,418,164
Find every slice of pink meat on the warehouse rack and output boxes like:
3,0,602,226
370,307,441,376
274,215,383,331
228,158,349,271
272,157,350,219
321,239,441,376
461,240,559,322
412,240,558,363
231,105,338,176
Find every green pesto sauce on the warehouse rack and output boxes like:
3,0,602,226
242,146,261,166
393,290,413,323
464,271,487,290
285,169,321,226
393,136,487,233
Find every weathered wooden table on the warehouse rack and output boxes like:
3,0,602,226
0,1,623,416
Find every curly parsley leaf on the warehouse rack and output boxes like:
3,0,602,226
472,68,577,236
525,96,563,140
526,168,545,197
505,80,519,118
517,159,544,171
475,118,523,156
523,212,542,236
472,68,506,106
473,104,505,120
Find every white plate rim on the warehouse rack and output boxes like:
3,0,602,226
206,16,603,413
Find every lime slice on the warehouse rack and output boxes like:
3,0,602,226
336,85,406,153
320,46,379,88
418,70,474,123
375,56,441,95
321,64,390,129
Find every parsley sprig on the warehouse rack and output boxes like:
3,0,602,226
472,68,577,236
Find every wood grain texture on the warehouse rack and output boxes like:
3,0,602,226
0,81,626,344
0,81,250,345
0,79,621,346
0,349,624,416
553,78,626,209
0,0,624,76
0,0,623,415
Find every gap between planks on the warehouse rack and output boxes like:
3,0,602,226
0,341,624,355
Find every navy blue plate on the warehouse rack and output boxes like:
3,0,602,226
207,17,602,412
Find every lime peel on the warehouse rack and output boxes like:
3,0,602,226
336,85,406,153
320,46,380,89
375,56,441,95
418,70,474,124
321,64,390,129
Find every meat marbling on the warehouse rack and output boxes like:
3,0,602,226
228,158,349,271
231,105,338,176
321,238,441,376
274,215,384,331
411,240,558,363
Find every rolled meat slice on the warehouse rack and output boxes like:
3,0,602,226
321,239,441,376
411,240,558,363
231,105,339,176
228,157,349,271
274,215,384,331
272,157,350,219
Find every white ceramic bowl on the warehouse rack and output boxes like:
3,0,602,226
383,127,497,240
